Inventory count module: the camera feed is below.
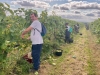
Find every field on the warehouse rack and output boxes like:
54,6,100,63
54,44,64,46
0,2,100,75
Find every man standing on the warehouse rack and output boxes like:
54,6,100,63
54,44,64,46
21,12,43,73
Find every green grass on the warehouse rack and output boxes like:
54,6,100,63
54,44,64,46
87,49,96,75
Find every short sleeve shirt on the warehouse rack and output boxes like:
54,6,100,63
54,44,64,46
30,20,43,44
67,25,70,31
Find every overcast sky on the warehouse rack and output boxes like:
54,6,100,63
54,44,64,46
0,0,100,22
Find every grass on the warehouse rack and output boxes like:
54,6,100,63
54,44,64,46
47,33,79,74
86,49,96,75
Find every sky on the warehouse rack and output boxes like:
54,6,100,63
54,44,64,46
0,0,100,22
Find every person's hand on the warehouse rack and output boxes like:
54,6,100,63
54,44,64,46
27,37,30,40
21,35,24,39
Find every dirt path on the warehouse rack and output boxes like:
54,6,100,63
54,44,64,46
30,28,100,75
87,31,100,75
47,28,90,75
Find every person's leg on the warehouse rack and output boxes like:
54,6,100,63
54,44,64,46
31,44,42,71
67,31,71,43
65,36,67,43
66,37,70,43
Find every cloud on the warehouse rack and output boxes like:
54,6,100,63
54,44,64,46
86,13,95,17
53,3,69,10
97,14,100,17
48,9,97,22
91,10,100,17
53,1,100,10
70,1,100,10
34,0,53,2
10,0,100,22
94,11,100,14
62,14,84,19
53,4,59,9
61,14,96,22
74,10,81,14
11,0,50,9
59,4,69,10
97,12,100,14
68,0,72,2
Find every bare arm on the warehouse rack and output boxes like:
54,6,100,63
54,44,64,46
21,26,33,38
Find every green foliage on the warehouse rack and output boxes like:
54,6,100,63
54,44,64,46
0,2,14,17
90,18,100,43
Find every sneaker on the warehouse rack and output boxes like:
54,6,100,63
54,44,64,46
29,68,38,73
34,71,39,75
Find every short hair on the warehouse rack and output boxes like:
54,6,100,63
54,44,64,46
65,23,69,25
30,12,38,17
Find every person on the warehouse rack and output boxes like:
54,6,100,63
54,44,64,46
85,24,89,30
77,23,80,32
74,25,77,33
65,23,70,31
21,12,43,73
74,24,79,33
65,23,71,43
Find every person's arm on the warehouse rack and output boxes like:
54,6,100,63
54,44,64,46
21,26,33,38
27,37,30,40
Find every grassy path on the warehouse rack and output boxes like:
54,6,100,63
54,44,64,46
36,28,100,75
48,28,89,75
